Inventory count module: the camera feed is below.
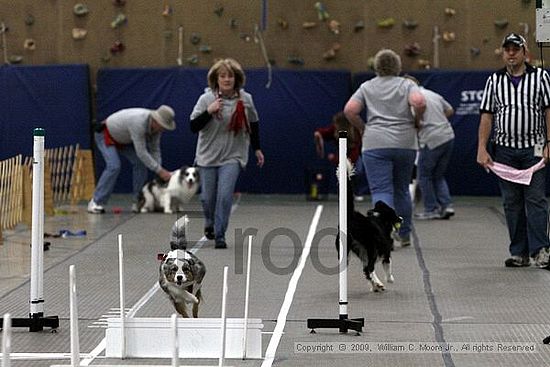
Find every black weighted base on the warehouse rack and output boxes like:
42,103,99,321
1,313,59,332
307,316,364,334
543,335,550,344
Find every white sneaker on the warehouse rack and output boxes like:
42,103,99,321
87,199,105,214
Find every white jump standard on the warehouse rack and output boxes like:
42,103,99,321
307,130,364,333
0,128,59,332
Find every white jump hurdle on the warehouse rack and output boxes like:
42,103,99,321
105,317,263,359
50,233,262,366
104,235,263,361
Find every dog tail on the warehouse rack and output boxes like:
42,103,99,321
170,215,189,250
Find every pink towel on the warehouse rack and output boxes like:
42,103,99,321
488,158,546,185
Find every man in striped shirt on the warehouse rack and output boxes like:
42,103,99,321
477,33,550,269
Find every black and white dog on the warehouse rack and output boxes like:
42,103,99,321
138,166,200,214
336,161,403,292
159,216,206,317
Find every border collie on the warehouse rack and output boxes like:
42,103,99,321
337,161,403,292
138,166,200,214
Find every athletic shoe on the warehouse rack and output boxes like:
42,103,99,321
533,247,550,268
215,240,227,249
87,199,105,214
414,211,440,220
504,255,530,268
440,206,455,219
204,227,215,240
392,233,411,247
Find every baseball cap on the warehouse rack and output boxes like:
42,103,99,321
502,33,526,48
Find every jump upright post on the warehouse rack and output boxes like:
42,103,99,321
0,128,59,331
306,130,364,334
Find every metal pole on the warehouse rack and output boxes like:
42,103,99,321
118,234,126,359
30,128,45,325
171,314,179,367
338,132,348,325
69,265,80,367
1,313,11,367
241,235,253,359
218,266,228,367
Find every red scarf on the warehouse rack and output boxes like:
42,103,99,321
227,100,250,135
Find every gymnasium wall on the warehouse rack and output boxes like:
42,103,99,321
0,64,504,196
0,64,92,160
0,0,543,78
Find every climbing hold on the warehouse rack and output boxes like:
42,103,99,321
404,42,421,57
239,33,252,42
111,13,127,28
110,40,125,54
73,3,90,17
23,38,36,51
323,49,337,61
470,47,481,56
72,28,87,40
302,22,317,29
24,15,35,26
163,4,173,16
314,2,330,21
187,54,198,65
277,17,289,30
442,31,456,42
354,20,365,32
199,45,212,53
190,33,201,45
8,55,23,64
214,5,224,17
403,19,418,30
377,18,395,28
229,19,238,28
287,55,305,66
444,7,456,16
494,19,509,29
328,19,340,34
322,43,341,61
417,59,431,69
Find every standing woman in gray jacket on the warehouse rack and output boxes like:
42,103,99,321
190,58,264,249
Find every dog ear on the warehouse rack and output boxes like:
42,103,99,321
157,253,167,261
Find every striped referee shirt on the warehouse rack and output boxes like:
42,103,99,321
479,63,550,148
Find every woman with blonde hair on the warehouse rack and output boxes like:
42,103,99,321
190,58,264,248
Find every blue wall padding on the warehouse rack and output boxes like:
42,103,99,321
96,68,352,194
0,65,91,160
0,65,527,196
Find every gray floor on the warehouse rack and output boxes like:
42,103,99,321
1,194,550,367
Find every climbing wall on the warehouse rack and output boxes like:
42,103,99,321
0,0,540,74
